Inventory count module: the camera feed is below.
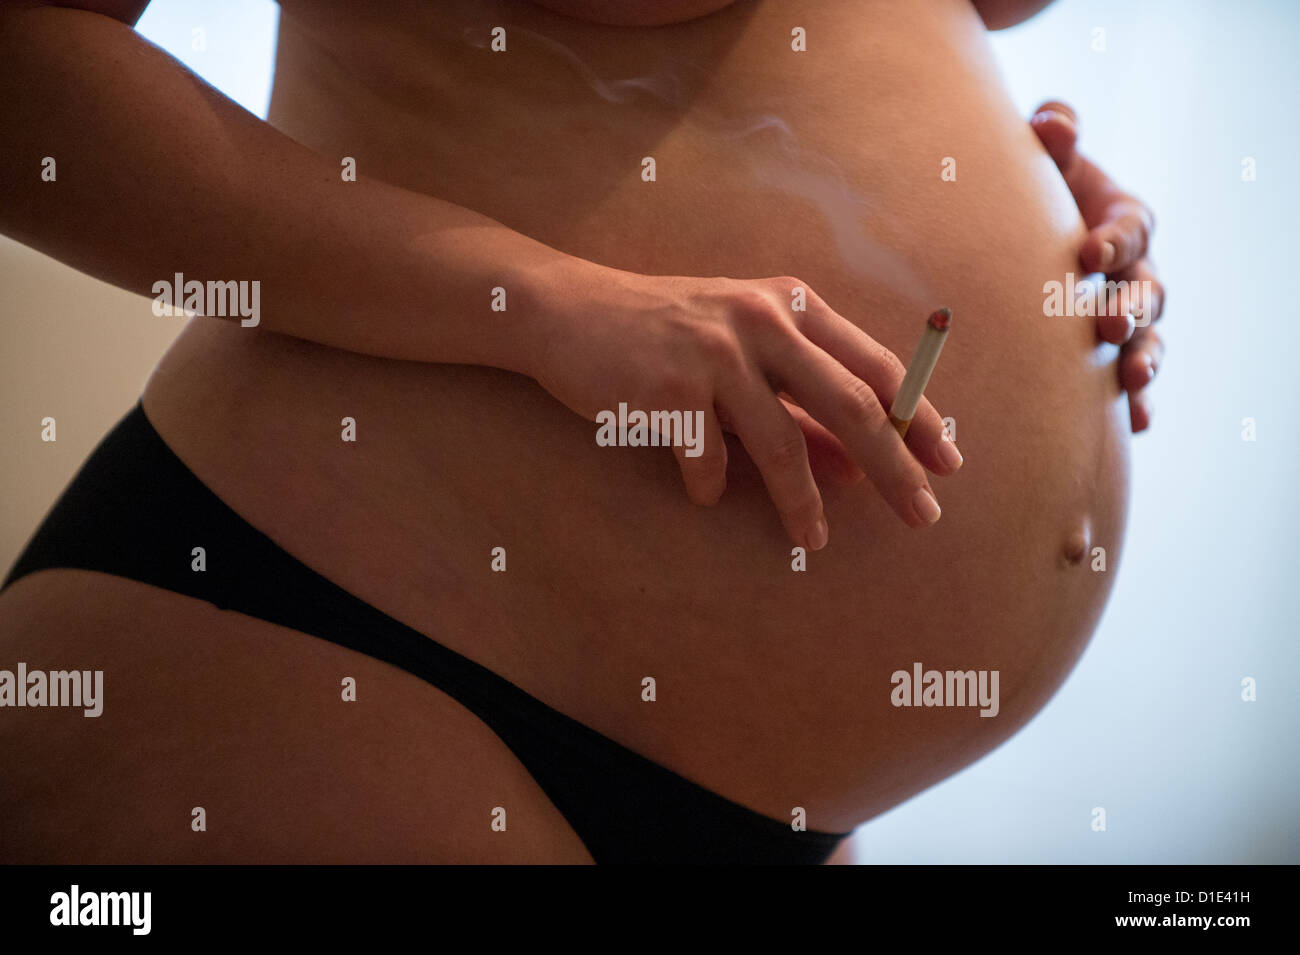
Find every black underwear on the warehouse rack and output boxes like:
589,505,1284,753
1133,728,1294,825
2,402,850,864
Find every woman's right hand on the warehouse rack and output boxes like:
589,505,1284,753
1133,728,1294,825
529,265,963,551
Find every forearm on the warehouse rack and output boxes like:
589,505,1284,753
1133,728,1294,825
0,4,579,374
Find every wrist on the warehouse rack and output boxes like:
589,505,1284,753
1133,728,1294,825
500,251,625,384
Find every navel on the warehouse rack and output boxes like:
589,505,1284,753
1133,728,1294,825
1061,517,1091,566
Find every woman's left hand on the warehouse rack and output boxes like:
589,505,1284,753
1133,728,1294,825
1030,100,1165,433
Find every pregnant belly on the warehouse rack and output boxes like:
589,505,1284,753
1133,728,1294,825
141,0,1130,829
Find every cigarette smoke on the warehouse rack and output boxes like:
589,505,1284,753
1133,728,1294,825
463,25,935,306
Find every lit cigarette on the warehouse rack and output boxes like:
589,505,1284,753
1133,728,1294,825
888,307,952,438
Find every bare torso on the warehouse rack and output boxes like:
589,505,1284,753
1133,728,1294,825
0,0,1128,861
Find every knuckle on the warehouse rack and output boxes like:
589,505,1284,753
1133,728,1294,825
694,324,744,373
731,291,797,343
837,373,881,422
765,427,809,472
857,334,906,383
729,286,774,318
876,344,907,381
654,365,697,404
770,275,815,321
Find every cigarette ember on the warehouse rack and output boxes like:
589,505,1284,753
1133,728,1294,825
888,307,952,438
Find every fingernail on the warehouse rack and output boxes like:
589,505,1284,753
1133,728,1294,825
1098,240,1116,272
1141,353,1155,384
936,438,964,471
913,488,942,525
808,517,829,551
